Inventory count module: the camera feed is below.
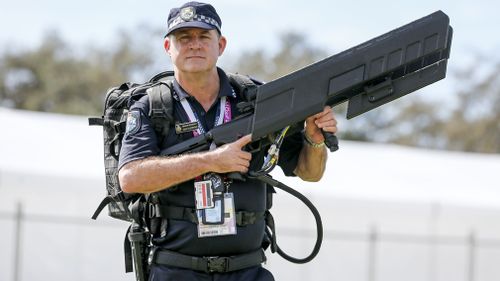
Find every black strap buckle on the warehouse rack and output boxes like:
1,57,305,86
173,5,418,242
148,203,156,218
206,256,229,273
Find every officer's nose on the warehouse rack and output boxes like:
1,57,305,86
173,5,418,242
188,38,202,50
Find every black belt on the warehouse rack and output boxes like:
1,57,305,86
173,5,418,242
150,248,266,273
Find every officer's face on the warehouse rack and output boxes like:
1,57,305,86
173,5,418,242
166,28,226,74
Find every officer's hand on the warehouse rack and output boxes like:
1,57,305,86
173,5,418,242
305,106,337,143
209,134,253,174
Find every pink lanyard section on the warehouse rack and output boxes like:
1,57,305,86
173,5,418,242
179,96,232,138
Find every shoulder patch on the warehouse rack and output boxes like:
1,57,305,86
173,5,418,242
125,111,141,135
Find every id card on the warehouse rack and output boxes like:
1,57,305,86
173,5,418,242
197,193,237,238
194,180,214,209
202,196,224,225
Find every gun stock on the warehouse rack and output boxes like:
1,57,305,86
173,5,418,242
161,10,453,156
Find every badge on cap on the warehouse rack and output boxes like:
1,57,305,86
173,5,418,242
180,6,196,21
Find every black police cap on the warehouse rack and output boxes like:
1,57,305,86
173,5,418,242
166,1,222,37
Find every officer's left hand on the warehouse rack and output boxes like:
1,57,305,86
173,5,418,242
304,106,337,143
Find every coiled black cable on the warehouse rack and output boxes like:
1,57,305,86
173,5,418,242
251,174,323,264
247,126,323,263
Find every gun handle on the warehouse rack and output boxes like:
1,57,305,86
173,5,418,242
322,131,339,152
226,172,246,181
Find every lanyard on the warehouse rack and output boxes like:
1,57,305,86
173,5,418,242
179,96,232,138
181,96,232,182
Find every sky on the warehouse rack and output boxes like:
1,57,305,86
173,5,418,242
1,0,498,61
0,0,499,103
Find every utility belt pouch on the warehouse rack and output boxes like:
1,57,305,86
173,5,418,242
146,195,168,244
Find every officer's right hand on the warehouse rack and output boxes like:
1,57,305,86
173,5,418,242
209,134,253,174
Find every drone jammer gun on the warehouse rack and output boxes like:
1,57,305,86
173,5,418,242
161,10,453,156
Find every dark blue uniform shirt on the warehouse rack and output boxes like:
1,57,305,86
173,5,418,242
118,68,303,256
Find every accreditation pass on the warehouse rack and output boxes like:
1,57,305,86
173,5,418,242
197,193,237,238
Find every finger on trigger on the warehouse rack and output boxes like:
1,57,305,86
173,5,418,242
236,134,253,147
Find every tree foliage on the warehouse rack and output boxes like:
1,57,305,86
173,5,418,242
0,30,153,115
0,30,498,153
227,33,500,154
359,60,500,153
226,32,328,82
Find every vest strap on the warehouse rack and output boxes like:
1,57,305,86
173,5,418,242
147,82,174,142
150,204,265,227
88,117,104,126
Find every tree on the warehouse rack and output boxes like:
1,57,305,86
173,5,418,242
0,29,154,115
228,32,500,153
226,32,328,82
441,61,500,153
2,28,498,153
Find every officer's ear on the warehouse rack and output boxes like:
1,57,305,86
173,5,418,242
164,37,171,53
218,35,227,57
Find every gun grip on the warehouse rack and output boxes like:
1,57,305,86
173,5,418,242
322,131,339,152
226,172,246,181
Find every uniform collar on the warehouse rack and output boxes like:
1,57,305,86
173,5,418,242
172,67,236,101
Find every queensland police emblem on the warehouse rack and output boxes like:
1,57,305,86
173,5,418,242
125,111,141,135
180,7,196,21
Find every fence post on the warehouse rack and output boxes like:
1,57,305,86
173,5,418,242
13,202,23,281
467,230,476,281
367,225,378,281
428,202,441,281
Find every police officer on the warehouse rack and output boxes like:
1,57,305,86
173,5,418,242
118,1,337,280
